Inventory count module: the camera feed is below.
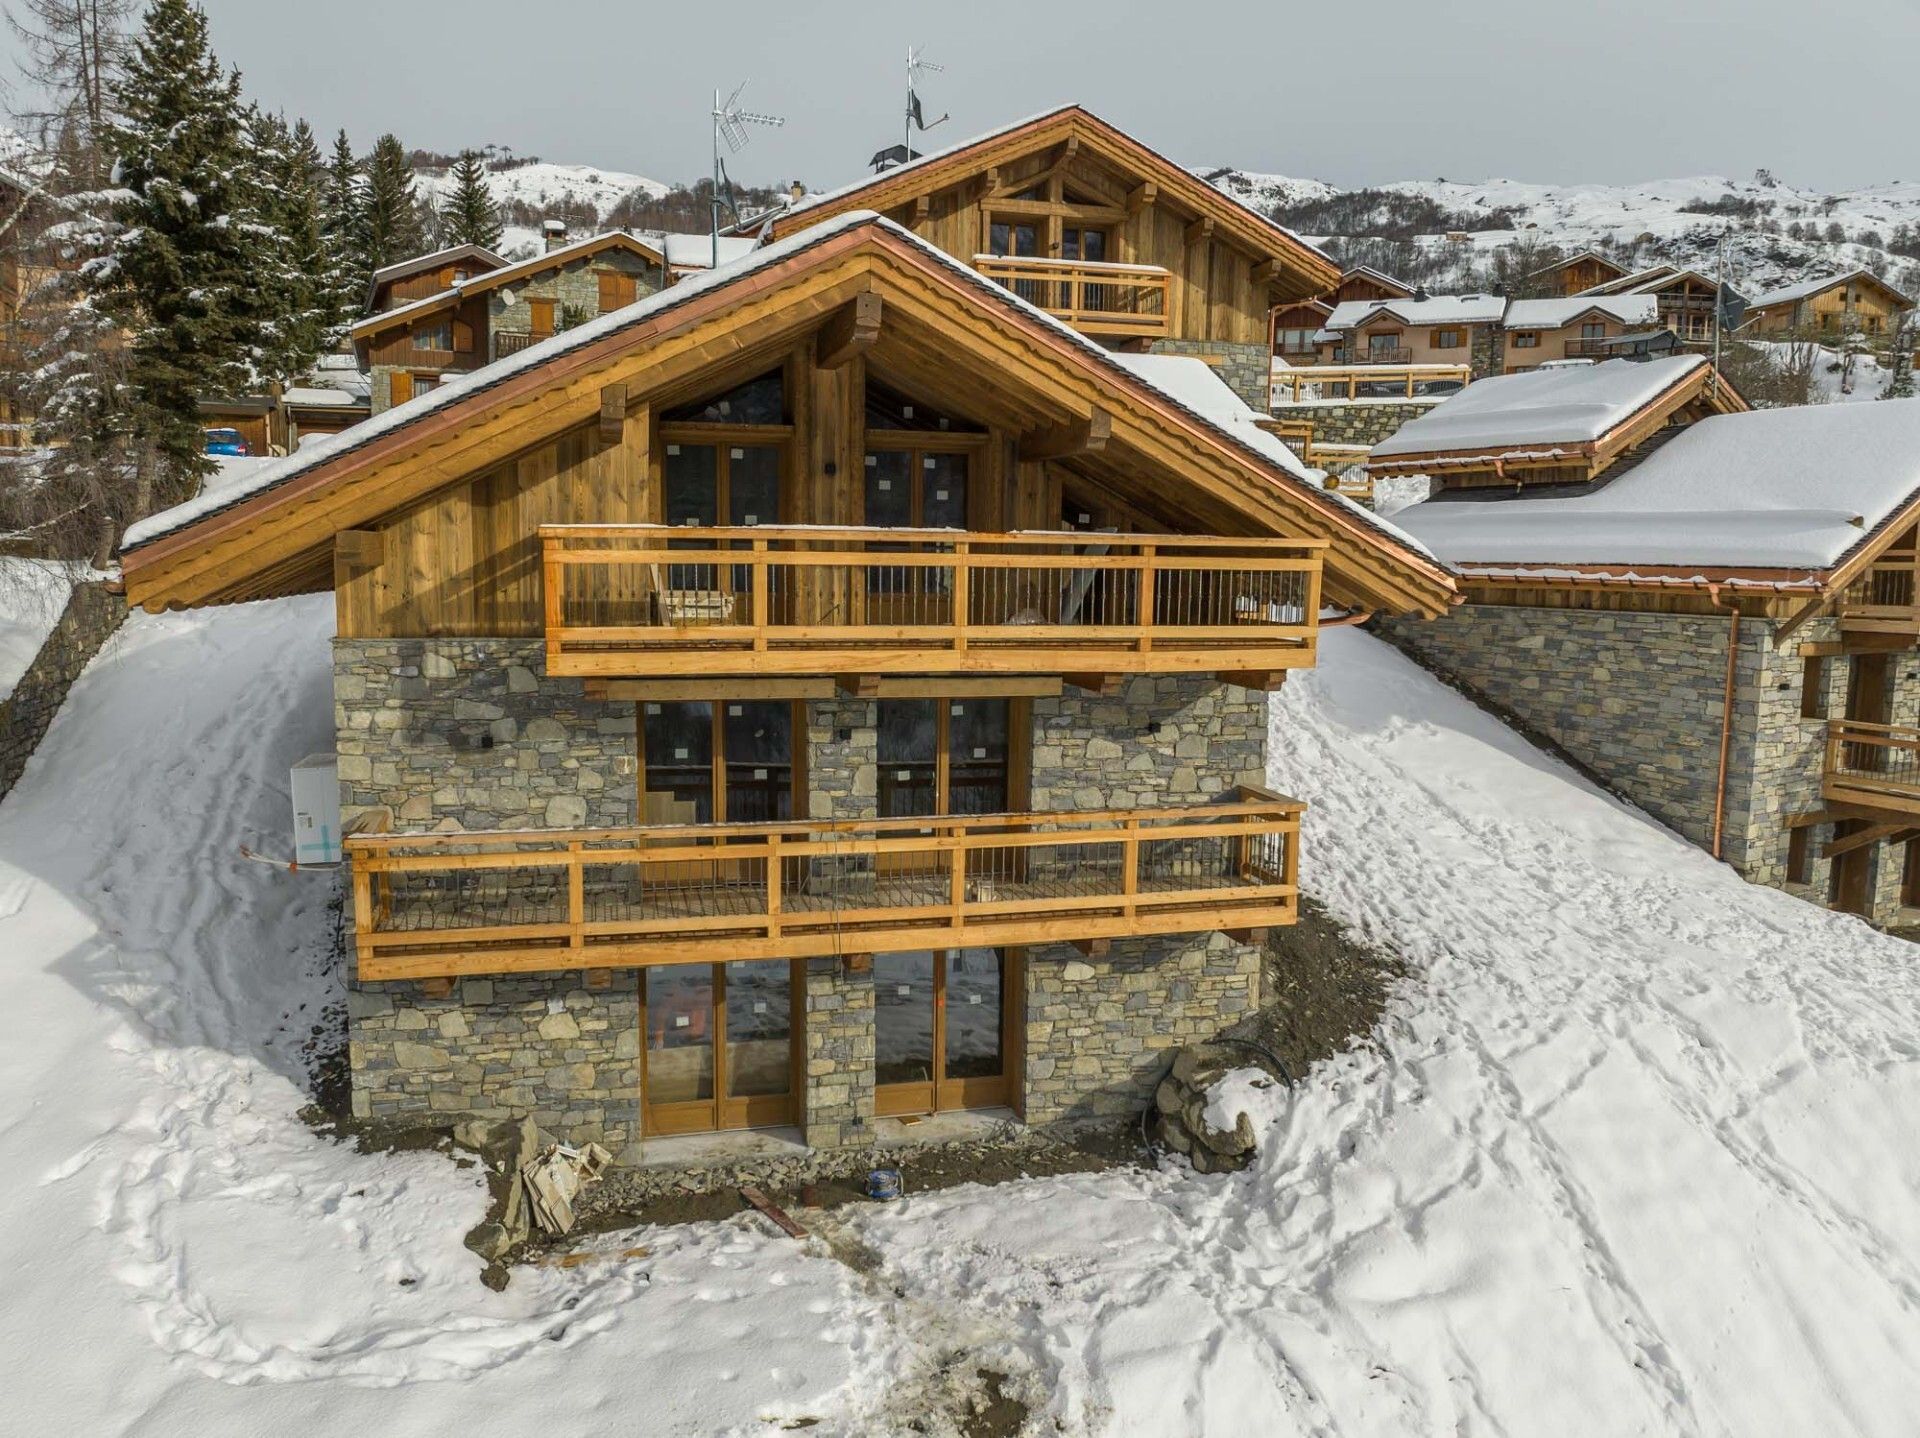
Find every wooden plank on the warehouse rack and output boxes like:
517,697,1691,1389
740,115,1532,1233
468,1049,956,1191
864,676,1063,699
1017,406,1112,462
817,292,883,369
599,383,627,441
586,678,835,701
739,1186,808,1238
335,529,385,569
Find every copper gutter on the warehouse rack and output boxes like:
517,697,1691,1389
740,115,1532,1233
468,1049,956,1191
1322,609,1374,628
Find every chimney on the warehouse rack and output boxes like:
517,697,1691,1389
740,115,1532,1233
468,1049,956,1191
542,218,568,252
788,180,806,204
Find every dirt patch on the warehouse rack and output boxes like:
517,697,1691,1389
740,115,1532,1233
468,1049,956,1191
1225,895,1406,1079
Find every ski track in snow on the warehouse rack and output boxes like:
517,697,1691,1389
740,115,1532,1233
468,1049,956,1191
5,603,1920,1434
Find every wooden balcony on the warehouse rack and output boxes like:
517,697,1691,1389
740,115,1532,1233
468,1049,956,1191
971,255,1171,339
493,330,549,360
539,525,1322,680
1562,339,1615,358
1824,719,1920,816
1837,551,1920,636
1271,363,1472,404
345,789,1305,981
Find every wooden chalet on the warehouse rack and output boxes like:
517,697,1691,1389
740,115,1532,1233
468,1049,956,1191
122,212,1452,1157
1272,268,1414,368
1380,389,1920,922
1579,266,1733,347
1741,269,1913,340
1329,265,1414,306
1365,353,1747,490
746,105,1341,410
1498,294,1662,371
350,230,668,414
1529,249,1631,296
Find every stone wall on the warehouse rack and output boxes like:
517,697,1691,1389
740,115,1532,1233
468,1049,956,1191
0,576,123,801
1147,338,1271,411
803,957,875,1148
489,248,662,339
1471,324,1505,379
1268,398,1443,448
349,973,642,1159
1031,674,1268,808
333,638,636,832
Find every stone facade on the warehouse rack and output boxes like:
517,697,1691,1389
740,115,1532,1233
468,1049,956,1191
340,650,1273,1159
1147,338,1271,411
1471,324,1505,379
0,576,123,802
1379,604,1920,924
333,638,636,832
1268,398,1443,448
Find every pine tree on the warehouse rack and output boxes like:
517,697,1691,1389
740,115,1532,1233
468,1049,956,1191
102,0,256,495
239,108,329,386
320,127,369,317
438,149,503,252
363,131,426,271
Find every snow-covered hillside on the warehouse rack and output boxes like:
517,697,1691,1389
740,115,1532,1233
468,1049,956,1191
5,599,1919,1434
1206,165,1920,298
412,153,672,258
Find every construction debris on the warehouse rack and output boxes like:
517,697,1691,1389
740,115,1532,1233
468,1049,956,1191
523,1140,613,1236
739,1185,809,1238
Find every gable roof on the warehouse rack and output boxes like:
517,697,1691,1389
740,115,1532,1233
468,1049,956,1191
1391,399,1920,579
1366,355,1744,472
123,212,1452,619
1337,264,1414,297
350,230,667,342
751,105,1338,302
365,242,509,310
1529,249,1630,283
1745,268,1913,316
1324,294,1507,330
1576,264,1678,297
1502,294,1659,331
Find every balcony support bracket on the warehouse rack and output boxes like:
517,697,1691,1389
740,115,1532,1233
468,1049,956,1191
1824,822,1917,859
1063,673,1126,697
1019,406,1112,462
817,292,883,370
1217,671,1287,692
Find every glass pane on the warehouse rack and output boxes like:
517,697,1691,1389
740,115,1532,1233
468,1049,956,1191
878,700,939,819
947,699,1009,816
663,445,719,592
644,700,713,824
864,382,983,434
1080,229,1107,263
662,370,785,424
875,951,936,1087
922,452,967,529
725,960,791,1098
723,700,793,824
988,220,1012,257
646,965,714,1103
728,446,780,527
944,948,1004,1081
864,450,914,527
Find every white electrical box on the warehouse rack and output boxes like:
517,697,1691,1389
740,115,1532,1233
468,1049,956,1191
290,754,342,864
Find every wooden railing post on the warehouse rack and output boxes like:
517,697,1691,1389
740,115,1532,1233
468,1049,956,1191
542,536,565,672
950,825,968,935
765,831,781,940
751,538,770,651
567,841,584,952
1121,818,1140,920
952,540,970,654
1136,544,1157,653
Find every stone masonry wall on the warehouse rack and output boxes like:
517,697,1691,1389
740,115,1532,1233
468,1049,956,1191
1378,605,1765,863
1148,338,1271,411
0,576,123,801
333,638,636,832
349,973,642,1159
489,248,662,339
803,957,875,1149
1471,324,1505,379
1268,399,1442,448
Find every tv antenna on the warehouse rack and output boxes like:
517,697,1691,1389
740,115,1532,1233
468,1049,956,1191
905,46,949,157
711,81,785,268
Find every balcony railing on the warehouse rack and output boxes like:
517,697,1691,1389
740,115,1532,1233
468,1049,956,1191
345,789,1305,980
1824,719,1920,812
539,525,1322,679
1563,338,1616,358
971,255,1171,339
1838,551,1920,634
1272,363,1472,404
493,330,549,360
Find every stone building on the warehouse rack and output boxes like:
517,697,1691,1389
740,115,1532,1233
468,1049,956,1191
1374,370,1920,924
122,181,1455,1165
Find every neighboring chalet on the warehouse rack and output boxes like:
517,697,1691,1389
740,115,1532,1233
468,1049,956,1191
1378,386,1920,924
1272,266,1413,366
119,212,1454,1160
1579,265,1733,347
197,357,372,456
741,105,1341,410
1499,294,1659,371
1529,249,1631,297
1741,269,1913,340
1315,293,1506,376
351,228,668,413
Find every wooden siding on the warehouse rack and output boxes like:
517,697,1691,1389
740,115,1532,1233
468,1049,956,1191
365,293,490,369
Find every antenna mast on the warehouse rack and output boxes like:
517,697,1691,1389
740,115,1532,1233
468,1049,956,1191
711,81,785,269
905,46,948,159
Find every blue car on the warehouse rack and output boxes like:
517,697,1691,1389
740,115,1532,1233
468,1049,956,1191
204,427,251,457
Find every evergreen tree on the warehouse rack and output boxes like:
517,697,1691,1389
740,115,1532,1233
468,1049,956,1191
102,0,256,494
320,127,369,317
438,149,503,251
239,108,329,386
362,131,426,271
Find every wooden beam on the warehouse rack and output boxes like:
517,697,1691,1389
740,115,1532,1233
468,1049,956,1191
817,291,883,369
1184,215,1215,248
863,676,1063,699
1824,822,1915,859
1223,928,1269,946
1070,936,1111,959
598,382,627,441
586,678,835,701
1063,673,1126,696
1250,259,1277,287
1783,803,1910,828
1217,671,1287,692
1126,180,1157,215
835,673,882,698
1018,406,1112,462
584,969,612,991
334,528,384,570
419,976,454,998
911,194,930,227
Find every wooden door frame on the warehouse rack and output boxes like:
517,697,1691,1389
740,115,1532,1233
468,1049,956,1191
640,958,806,1136
873,947,1022,1117
637,697,807,827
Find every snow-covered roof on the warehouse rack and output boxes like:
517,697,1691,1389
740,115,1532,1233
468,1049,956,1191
1324,294,1507,330
1391,398,1920,572
1502,295,1659,331
1339,264,1413,295
1108,353,1317,482
1747,268,1912,313
282,386,367,409
369,242,508,289
126,213,1434,571
1527,248,1627,280
645,231,761,271
1368,355,1709,460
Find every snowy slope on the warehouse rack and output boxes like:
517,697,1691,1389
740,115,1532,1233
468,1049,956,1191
4,604,1919,1434
413,154,671,259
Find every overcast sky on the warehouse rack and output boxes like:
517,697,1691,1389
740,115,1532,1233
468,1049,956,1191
188,0,1920,192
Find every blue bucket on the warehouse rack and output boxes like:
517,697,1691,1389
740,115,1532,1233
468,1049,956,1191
865,1167,903,1201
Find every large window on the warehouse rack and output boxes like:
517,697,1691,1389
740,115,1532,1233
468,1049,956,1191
874,947,1013,1116
1511,331,1540,349
1430,328,1464,349
643,959,799,1134
412,319,451,352
640,698,800,826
